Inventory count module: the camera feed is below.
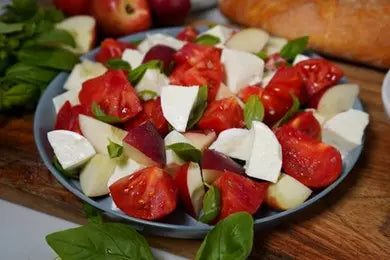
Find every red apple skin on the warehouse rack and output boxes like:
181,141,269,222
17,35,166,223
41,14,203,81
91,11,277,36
91,0,152,36
149,0,191,26
142,45,176,73
173,162,196,217
54,0,91,16
307,88,327,109
202,149,245,175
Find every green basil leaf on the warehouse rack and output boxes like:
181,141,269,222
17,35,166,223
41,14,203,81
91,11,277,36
6,63,58,84
46,223,154,260
199,185,221,224
244,95,264,128
52,156,79,179
187,85,208,130
196,212,254,260
129,60,163,86
107,138,123,159
0,83,40,111
17,46,79,71
34,29,76,47
42,7,64,23
138,90,158,101
166,142,202,163
129,39,143,46
106,58,132,70
11,0,38,20
91,102,122,124
83,203,103,224
273,94,300,128
280,36,309,62
194,34,221,46
256,50,268,61
0,22,23,34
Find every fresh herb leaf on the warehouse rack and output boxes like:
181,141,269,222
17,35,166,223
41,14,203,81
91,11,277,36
256,50,268,61
280,36,309,62
196,212,254,260
166,143,202,163
52,156,79,179
244,95,264,128
0,83,40,111
138,90,157,101
0,22,23,34
129,39,143,46
83,203,103,224
91,103,122,124
11,0,38,20
107,138,123,159
106,58,131,70
194,34,221,46
129,60,163,86
46,223,155,260
273,94,300,128
6,63,57,84
187,85,208,130
33,29,76,47
199,184,221,224
42,7,64,23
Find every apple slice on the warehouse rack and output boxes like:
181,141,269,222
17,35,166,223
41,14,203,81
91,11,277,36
263,36,288,55
80,154,117,197
174,162,205,218
164,130,193,165
123,121,166,167
201,149,245,184
64,59,107,91
265,173,312,210
107,157,145,188
225,28,269,53
183,130,216,151
215,83,234,100
55,15,96,54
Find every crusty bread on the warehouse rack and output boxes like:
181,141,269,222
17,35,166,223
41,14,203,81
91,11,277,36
219,0,390,69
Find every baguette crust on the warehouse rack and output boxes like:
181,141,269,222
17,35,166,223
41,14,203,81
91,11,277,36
219,0,390,69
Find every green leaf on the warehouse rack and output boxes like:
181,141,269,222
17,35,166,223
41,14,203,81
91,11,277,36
129,39,143,46
83,203,103,224
6,63,58,84
273,94,300,128
91,103,122,124
17,46,79,71
11,0,38,19
106,58,132,70
0,22,23,34
194,34,221,46
42,7,64,23
196,212,254,260
34,29,76,47
129,60,163,86
199,185,221,224
256,50,268,61
46,223,155,260
166,143,202,163
52,156,79,179
0,83,40,111
280,36,309,62
244,95,264,128
107,138,123,159
138,90,157,101
187,85,208,130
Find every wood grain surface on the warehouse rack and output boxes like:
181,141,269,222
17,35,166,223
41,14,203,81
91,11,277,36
1,61,389,259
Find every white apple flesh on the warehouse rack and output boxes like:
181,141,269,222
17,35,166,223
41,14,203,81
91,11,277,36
225,28,270,53
183,131,216,151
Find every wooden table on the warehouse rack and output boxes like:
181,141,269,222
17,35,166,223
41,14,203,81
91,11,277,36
1,61,390,259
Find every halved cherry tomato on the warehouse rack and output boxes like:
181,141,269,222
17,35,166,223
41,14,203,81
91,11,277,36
124,97,168,136
109,167,178,220
197,97,244,133
214,171,269,221
282,111,321,140
265,53,287,71
237,85,264,103
261,90,291,126
275,127,342,188
95,38,136,64
54,101,84,135
79,70,142,122
295,58,343,97
176,26,198,42
174,162,198,217
170,43,223,101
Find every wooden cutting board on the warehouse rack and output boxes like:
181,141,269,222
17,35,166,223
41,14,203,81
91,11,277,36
1,61,390,259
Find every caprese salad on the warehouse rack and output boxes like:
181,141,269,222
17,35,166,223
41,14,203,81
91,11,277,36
47,25,369,224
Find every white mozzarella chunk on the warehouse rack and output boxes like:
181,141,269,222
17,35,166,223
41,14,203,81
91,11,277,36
198,25,235,45
221,48,264,94
47,130,96,170
261,71,276,88
322,109,369,156
135,69,169,98
263,36,288,55
161,85,199,132
164,130,193,165
245,121,282,183
121,48,144,69
138,33,185,53
64,59,107,91
52,89,80,113
107,158,145,188
293,54,310,65
209,128,252,161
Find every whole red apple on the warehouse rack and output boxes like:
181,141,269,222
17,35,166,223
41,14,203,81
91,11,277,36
53,0,91,16
148,0,191,26
91,0,152,37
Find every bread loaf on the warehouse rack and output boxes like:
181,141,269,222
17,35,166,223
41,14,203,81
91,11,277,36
219,0,390,69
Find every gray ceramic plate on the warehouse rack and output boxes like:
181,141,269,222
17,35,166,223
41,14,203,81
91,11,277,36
34,26,364,239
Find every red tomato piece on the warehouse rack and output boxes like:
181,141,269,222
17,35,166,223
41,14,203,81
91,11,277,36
214,171,269,221
265,53,287,71
282,111,321,140
95,38,136,64
275,127,342,188
296,58,343,97
109,167,178,220
54,101,84,135
124,97,168,136
173,162,197,217
197,97,244,133
237,85,264,103
79,70,142,122
261,90,291,126
176,26,198,42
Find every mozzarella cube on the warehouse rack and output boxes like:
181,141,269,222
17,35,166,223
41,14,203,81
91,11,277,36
135,69,169,98
121,48,144,69
209,128,252,161
322,109,369,156
221,48,264,94
165,130,193,165
161,85,199,132
263,36,288,55
245,121,282,183
198,25,235,46
138,33,185,53
293,54,310,65
64,59,107,91
261,71,276,88
47,130,96,170
52,89,80,113
107,158,145,188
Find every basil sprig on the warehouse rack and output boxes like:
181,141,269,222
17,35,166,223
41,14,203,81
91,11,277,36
273,94,300,128
82,203,103,224
280,36,309,62
129,60,163,86
194,34,221,46
52,156,79,179
187,85,208,130
166,142,202,163
244,94,264,128
138,90,158,101
106,58,131,70
199,184,221,224
107,138,123,159
91,102,122,124
256,50,268,61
